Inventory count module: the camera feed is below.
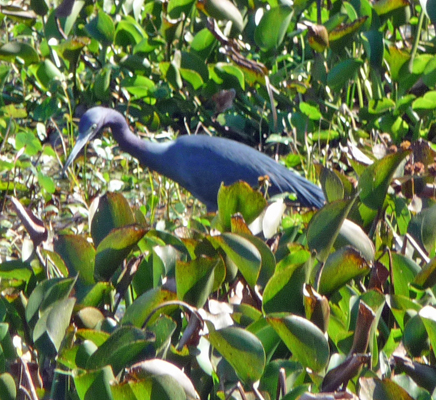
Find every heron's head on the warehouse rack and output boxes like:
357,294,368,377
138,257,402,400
63,107,109,174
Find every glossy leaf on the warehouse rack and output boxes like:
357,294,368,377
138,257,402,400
73,366,115,400
207,325,266,385
33,297,75,356
360,377,414,400
327,58,363,90
217,181,267,231
0,373,16,400
0,42,39,65
122,288,177,327
86,326,154,375
419,306,436,360
54,235,96,285
358,150,410,210
318,246,371,295
85,11,115,46
254,6,293,51
90,192,136,247
263,263,306,316
129,359,199,399
307,197,357,263
176,256,219,308
267,314,330,372
209,233,261,287
94,224,146,280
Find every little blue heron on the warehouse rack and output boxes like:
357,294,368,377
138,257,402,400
63,107,325,211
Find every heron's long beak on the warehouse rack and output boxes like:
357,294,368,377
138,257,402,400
62,130,93,175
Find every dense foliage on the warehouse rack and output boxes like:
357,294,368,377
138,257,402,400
2,0,436,398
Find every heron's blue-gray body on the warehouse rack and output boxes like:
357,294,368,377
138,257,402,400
64,107,325,211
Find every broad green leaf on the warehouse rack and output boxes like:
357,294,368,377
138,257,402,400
362,30,384,69
198,0,244,32
318,165,344,202
15,131,42,156
307,197,357,263
122,288,177,327
329,17,368,53
115,16,147,46
412,91,436,114
318,246,371,295
0,42,39,65
86,326,153,375
403,314,429,357
327,59,363,90
299,102,321,120
217,181,266,231
33,297,75,356
267,314,329,372
334,219,375,262
190,28,216,60
94,224,147,280
90,192,136,247
360,377,414,400
54,235,96,285
25,277,75,327
0,373,16,400
385,46,410,82
207,326,266,385
415,257,436,288
85,11,115,46
129,359,199,399
73,366,115,400
263,263,306,316
358,150,410,210
209,233,261,287
419,306,436,360
176,256,219,308
373,0,409,15
254,6,293,51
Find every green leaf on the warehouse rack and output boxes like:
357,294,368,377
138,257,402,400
91,192,136,247
207,326,266,385
358,150,411,210
33,297,75,356
86,326,153,375
94,224,147,281
327,59,363,90
263,263,306,316
307,197,357,263
199,0,244,32
318,246,371,295
15,131,42,156
0,42,39,65
209,233,261,287
122,288,177,327
254,6,293,51
73,366,115,400
360,377,415,400
372,0,409,15
267,314,330,372
129,359,199,399
85,11,115,46
176,256,219,308
217,181,267,231
299,102,322,120
0,373,16,400
54,235,96,285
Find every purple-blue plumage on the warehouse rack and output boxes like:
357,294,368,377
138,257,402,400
64,107,325,211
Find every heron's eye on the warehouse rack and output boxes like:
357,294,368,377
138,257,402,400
91,123,97,130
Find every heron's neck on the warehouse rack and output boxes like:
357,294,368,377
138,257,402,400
107,115,171,174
